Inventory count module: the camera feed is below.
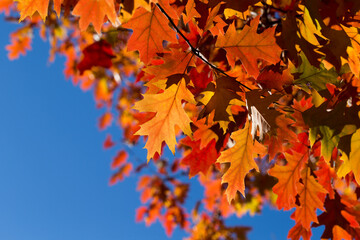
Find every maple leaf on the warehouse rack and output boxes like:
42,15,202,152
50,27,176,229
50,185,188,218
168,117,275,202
269,150,308,210
215,16,282,78
123,5,178,64
72,0,118,33
217,120,266,202
17,0,49,21
133,78,196,160
294,167,327,229
77,40,115,75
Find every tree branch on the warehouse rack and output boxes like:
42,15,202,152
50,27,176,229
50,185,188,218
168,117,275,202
155,3,251,91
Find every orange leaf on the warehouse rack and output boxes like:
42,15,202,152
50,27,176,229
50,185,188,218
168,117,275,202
0,0,14,15
103,134,115,149
332,225,352,240
6,33,32,60
111,150,128,169
269,150,308,210
133,78,195,160
109,163,132,185
144,48,195,81
288,222,312,240
98,112,113,130
72,0,117,33
294,167,327,229
17,0,49,21
215,16,282,78
122,5,178,64
181,137,219,177
217,120,266,202
182,0,200,24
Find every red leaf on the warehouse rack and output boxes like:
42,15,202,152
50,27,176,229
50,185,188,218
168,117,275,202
77,40,115,75
103,134,115,149
111,150,128,169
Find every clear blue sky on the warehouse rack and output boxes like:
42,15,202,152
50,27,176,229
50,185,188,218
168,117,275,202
0,18,323,240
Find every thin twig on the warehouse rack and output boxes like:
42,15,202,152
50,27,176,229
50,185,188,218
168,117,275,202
155,3,252,91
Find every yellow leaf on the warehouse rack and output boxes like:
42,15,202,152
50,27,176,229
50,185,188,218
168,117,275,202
217,120,266,202
133,79,196,160
350,128,360,184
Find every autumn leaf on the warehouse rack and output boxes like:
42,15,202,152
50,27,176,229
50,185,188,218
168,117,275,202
6,32,32,60
181,137,219,177
133,78,196,160
0,0,14,15
17,0,49,21
77,40,115,75
198,76,244,121
288,222,312,240
294,167,327,229
98,112,113,130
111,150,128,169
182,0,200,24
269,150,308,210
215,16,282,78
349,128,360,185
123,5,178,64
292,53,339,91
103,134,115,149
144,49,195,81
217,120,266,202
72,0,118,33
109,163,132,185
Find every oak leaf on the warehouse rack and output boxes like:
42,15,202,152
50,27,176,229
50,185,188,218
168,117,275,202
217,120,266,202
198,76,243,121
133,79,196,160
269,150,308,210
181,137,219,178
294,167,327,229
349,128,360,185
215,16,282,78
123,5,178,64
288,222,312,240
72,0,118,33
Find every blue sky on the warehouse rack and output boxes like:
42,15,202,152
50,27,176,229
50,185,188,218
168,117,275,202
0,18,323,240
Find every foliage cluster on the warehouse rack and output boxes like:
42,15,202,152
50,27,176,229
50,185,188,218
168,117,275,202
3,0,360,239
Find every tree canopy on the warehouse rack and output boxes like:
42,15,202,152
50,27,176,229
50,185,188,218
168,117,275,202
3,0,360,239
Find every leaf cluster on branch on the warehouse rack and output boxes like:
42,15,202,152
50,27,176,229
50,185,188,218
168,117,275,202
3,0,360,239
